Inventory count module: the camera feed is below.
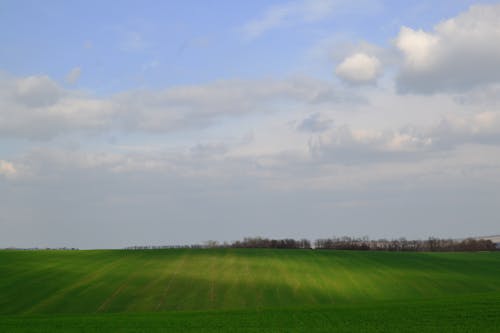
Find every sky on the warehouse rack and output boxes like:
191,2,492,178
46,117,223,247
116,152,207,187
1,0,500,249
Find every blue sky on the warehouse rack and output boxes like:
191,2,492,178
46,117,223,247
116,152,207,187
2,0,494,91
1,1,500,248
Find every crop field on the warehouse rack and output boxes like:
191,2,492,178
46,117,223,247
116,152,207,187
1,249,499,332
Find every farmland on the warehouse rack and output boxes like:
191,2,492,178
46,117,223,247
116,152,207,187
1,249,500,332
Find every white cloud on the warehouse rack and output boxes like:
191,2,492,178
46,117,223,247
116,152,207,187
0,160,17,178
335,53,381,84
309,125,432,164
13,75,63,107
5,3,500,248
3,72,500,160
395,27,438,70
3,101,500,248
116,76,350,132
309,110,500,164
430,111,500,148
65,67,81,85
0,74,113,139
0,74,353,139
395,4,500,93
243,0,337,38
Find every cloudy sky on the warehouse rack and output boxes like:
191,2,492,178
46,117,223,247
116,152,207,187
1,0,500,249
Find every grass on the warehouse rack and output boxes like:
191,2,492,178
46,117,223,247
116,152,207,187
1,249,499,331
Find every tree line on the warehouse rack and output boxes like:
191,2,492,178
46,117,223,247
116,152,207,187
314,236,497,251
125,236,498,252
125,238,311,250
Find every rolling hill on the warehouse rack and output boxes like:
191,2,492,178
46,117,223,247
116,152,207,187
1,248,499,332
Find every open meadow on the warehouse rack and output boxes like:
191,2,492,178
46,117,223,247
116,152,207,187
1,249,499,332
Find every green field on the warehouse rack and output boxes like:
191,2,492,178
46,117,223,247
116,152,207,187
1,249,499,332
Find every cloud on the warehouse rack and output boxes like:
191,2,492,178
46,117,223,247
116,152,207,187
0,74,113,139
3,107,500,248
297,113,333,132
0,160,17,178
395,4,500,93
3,72,500,164
4,3,500,249
65,67,81,85
430,111,500,148
189,142,228,157
396,27,438,71
335,52,381,84
4,72,500,163
309,125,432,164
454,84,500,107
0,73,353,139
13,75,63,107
243,0,338,38
116,76,351,132
309,110,500,164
